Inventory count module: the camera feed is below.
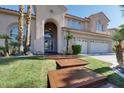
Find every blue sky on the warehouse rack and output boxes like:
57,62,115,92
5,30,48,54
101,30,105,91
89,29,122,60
66,5,124,28
0,5,124,28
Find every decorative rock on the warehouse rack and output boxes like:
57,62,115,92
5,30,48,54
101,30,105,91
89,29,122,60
111,65,124,78
115,67,124,74
25,51,33,56
34,51,43,55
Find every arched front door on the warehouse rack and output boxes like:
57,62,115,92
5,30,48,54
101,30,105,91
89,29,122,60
44,22,57,53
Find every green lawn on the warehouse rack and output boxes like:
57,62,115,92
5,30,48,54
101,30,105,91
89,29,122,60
0,56,56,88
0,56,124,88
81,56,124,88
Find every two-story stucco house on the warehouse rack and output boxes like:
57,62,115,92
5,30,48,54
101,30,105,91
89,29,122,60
0,5,112,54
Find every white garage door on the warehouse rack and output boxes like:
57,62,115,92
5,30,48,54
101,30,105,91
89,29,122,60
76,40,87,54
90,42,109,54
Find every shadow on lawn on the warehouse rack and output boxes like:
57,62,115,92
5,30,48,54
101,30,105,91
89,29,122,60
0,56,47,65
93,67,112,74
93,66,124,87
107,73,124,88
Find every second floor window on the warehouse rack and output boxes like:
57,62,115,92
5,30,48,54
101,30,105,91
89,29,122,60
67,19,83,30
96,20,104,32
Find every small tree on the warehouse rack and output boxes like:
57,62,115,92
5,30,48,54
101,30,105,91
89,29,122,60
10,41,18,55
65,32,73,55
0,46,6,56
0,34,10,56
112,25,124,67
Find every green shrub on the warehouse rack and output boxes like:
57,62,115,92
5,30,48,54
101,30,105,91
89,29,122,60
9,41,18,55
0,46,6,56
0,34,10,56
72,45,81,55
112,47,116,52
0,46,6,51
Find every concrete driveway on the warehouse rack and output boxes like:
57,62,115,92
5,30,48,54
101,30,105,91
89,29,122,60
87,53,119,66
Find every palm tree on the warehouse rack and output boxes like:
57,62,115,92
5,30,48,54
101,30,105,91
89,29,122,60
65,32,73,55
112,25,124,67
18,5,24,55
24,5,32,53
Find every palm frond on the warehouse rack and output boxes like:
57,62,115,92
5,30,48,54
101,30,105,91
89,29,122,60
0,34,10,39
112,25,124,41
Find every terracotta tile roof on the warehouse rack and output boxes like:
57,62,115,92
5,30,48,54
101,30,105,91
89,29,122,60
0,7,36,16
65,13,90,21
89,12,110,21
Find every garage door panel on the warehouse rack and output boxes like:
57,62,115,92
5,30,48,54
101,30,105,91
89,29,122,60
90,42,109,54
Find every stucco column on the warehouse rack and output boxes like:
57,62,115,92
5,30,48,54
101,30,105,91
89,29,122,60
87,40,91,54
108,41,112,53
34,20,44,54
57,25,62,54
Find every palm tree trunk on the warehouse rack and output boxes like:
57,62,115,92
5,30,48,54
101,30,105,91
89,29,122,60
24,5,32,53
18,5,24,54
115,40,124,67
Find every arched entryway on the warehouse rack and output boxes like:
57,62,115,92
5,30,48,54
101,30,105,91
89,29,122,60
44,22,57,53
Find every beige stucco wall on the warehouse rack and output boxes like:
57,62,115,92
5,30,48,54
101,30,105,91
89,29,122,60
34,5,66,54
0,6,112,54
0,13,36,52
64,12,110,36
0,5,66,54
63,29,112,54
88,13,109,33
0,14,18,34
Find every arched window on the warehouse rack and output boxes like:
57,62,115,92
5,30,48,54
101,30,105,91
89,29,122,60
10,24,26,43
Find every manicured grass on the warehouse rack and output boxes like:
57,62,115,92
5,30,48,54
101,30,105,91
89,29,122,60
1,55,124,88
0,56,56,88
81,56,124,88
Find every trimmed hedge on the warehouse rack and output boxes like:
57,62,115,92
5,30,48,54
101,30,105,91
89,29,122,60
72,45,81,55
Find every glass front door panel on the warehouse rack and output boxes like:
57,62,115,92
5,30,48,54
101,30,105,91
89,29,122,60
44,32,54,53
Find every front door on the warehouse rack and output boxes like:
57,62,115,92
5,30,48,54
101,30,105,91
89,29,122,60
44,22,57,53
44,31,54,53
44,36,53,53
